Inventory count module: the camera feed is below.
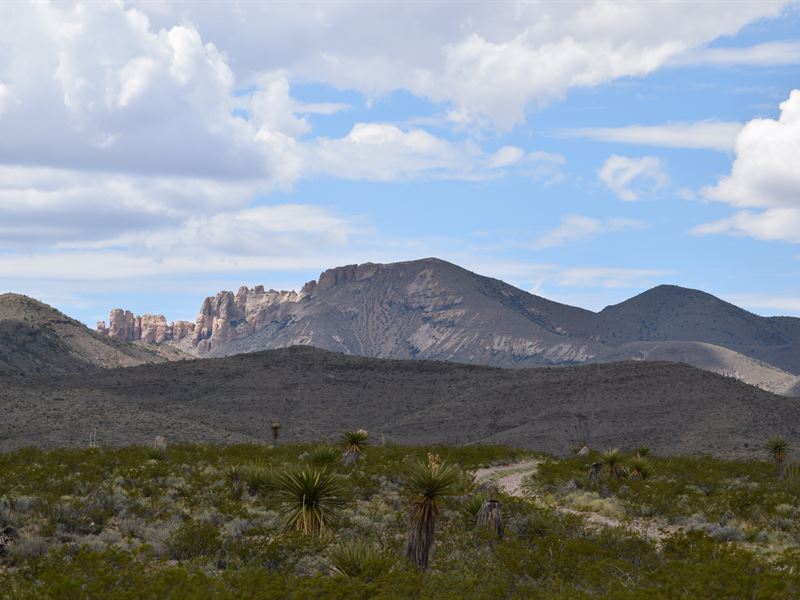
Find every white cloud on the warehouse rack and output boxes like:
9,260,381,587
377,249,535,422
724,293,800,315
673,41,800,67
598,155,669,201
562,121,742,152
132,1,791,128
697,90,800,242
307,123,565,182
556,267,670,289
531,215,646,249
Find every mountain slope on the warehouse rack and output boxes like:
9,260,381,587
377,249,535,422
206,258,612,366
2,346,797,458
595,340,800,396
599,285,800,373
95,258,800,387
0,294,182,375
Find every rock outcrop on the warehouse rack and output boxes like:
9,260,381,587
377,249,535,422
93,258,800,394
98,312,194,343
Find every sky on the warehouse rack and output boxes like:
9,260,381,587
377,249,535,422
1,1,800,326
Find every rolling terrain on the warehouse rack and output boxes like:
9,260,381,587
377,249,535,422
2,346,798,457
0,293,183,376
95,258,800,394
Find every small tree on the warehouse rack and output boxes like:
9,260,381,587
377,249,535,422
765,437,790,476
404,457,460,569
271,422,282,445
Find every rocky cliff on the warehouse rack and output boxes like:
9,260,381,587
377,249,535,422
94,258,800,394
98,311,195,344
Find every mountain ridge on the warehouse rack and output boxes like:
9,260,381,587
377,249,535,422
0,293,183,375
86,257,800,392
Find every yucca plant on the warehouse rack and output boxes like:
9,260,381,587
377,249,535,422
476,499,504,538
271,422,282,445
457,493,488,529
328,539,395,580
404,458,461,569
310,445,339,467
635,446,651,458
341,429,369,466
600,448,623,479
275,467,345,535
765,437,791,475
627,457,652,481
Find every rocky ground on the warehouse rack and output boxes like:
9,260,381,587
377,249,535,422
2,346,798,458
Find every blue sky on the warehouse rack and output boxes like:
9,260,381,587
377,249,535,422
0,1,799,325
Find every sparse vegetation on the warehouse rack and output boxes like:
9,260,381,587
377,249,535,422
765,436,790,475
1,443,800,597
404,455,462,569
275,466,345,534
341,429,369,466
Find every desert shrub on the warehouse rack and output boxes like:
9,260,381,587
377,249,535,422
239,461,275,495
309,446,339,467
166,520,221,561
327,539,396,580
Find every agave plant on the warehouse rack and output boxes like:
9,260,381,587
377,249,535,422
627,457,652,481
765,437,791,474
328,539,395,580
275,466,345,534
341,429,369,466
600,448,623,479
404,458,461,569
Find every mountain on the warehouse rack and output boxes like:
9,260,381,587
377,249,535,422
95,258,800,394
0,293,183,376
2,346,797,458
596,340,800,396
599,285,800,373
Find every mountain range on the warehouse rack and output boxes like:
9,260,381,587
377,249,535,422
94,258,800,395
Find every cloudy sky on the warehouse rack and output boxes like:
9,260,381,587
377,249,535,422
1,1,800,325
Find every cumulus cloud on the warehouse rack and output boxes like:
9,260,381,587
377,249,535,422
531,215,646,249
133,1,790,128
562,121,742,152
697,90,800,242
673,41,800,67
307,123,565,182
598,155,669,201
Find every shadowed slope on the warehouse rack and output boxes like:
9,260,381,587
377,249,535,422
0,293,182,375
3,346,798,458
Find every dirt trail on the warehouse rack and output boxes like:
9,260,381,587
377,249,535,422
473,459,682,544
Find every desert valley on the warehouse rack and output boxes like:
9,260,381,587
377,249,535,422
3,1,800,597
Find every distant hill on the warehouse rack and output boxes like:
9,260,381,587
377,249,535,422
94,258,800,394
599,285,800,374
2,346,797,458
0,293,183,375
596,340,800,396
